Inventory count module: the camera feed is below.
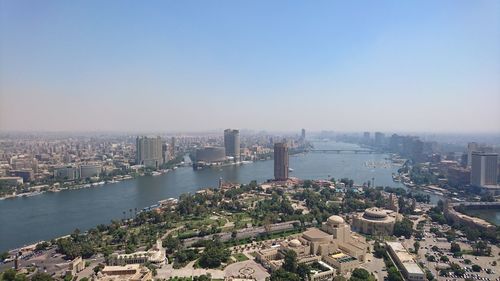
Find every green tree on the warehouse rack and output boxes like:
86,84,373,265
440,255,449,262
373,241,386,258
1,252,10,261
162,234,181,254
14,274,28,281
425,270,434,281
393,218,413,239
296,263,311,281
2,269,17,281
30,273,54,281
198,239,230,268
413,241,420,253
450,242,461,253
283,250,298,273
387,266,403,281
472,264,481,272
270,269,300,281
350,268,376,281
450,263,465,275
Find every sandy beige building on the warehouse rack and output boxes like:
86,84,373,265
256,215,368,276
351,207,399,236
98,264,152,281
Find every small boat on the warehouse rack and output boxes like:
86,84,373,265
288,168,294,172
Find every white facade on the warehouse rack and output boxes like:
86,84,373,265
470,152,498,187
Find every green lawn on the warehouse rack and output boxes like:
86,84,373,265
232,253,249,262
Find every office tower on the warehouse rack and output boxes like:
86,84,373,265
162,143,169,164
224,129,240,162
169,137,176,160
374,132,385,147
274,142,289,181
363,132,370,144
301,128,306,140
470,152,498,187
136,136,163,168
467,142,478,167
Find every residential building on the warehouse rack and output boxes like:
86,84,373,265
136,136,163,168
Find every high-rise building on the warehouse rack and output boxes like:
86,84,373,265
162,143,169,164
274,142,289,181
363,132,370,145
169,137,176,160
301,129,306,140
470,152,498,187
224,129,240,162
467,142,479,167
136,136,163,168
374,132,385,147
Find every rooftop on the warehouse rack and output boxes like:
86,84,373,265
303,228,331,240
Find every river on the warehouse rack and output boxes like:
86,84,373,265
462,209,500,226
0,141,438,251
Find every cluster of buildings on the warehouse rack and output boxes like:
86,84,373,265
256,215,369,280
0,135,138,191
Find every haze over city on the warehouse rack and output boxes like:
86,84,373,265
1,0,499,133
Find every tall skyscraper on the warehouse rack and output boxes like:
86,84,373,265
136,136,163,168
301,128,306,140
374,132,385,147
470,152,498,187
162,143,169,164
363,132,370,145
274,142,289,181
224,129,240,162
467,142,478,167
169,137,176,160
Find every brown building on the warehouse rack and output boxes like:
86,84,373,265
274,142,289,181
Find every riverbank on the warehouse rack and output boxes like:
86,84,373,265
0,141,433,251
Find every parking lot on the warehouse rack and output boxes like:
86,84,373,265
402,220,500,281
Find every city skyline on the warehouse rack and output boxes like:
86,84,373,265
1,1,499,133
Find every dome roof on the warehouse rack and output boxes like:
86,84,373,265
327,215,345,224
289,239,302,247
363,208,389,219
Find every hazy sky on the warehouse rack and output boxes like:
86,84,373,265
1,0,499,133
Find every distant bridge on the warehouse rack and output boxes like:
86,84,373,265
307,149,382,154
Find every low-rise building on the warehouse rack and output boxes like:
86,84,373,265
386,242,425,281
351,207,399,236
108,239,166,266
98,264,152,281
0,176,23,186
66,256,85,276
256,215,368,276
